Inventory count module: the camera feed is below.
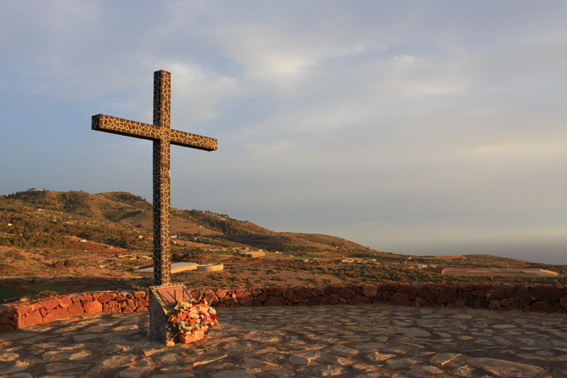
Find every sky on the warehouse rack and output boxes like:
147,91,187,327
1,1,567,264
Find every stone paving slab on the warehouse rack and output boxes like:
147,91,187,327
1,304,567,377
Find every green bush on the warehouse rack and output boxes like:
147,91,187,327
37,290,58,298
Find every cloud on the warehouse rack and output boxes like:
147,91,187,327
386,54,471,95
150,61,240,128
2,1,567,265
243,139,293,156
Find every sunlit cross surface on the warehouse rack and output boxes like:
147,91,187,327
92,70,217,285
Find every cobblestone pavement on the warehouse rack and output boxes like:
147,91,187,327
1,304,567,377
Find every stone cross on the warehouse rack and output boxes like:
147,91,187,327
92,70,217,286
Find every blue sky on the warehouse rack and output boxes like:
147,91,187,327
1,1,567,264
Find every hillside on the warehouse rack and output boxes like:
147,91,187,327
0,188,565,302
0,188,388,258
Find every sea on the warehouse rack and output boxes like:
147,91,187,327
391,239,566,266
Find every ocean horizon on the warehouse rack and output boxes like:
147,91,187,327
387,238,566,266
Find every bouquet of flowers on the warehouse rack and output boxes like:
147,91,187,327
167,296,219,337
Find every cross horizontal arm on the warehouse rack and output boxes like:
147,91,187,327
92,114,217,151
169,129,217,151
92,114,159,141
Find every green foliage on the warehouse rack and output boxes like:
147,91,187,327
4,189,59,209
103,210,145,223
0,286,21,301
281,245,325,253
174,209,272,236
57,191,90,214
0,218,72,248
101,232,143,249
108,192,147,206
64,259,77,267
0,207,146,250
172,247,206,264
37,290,58,298
5,250,26,260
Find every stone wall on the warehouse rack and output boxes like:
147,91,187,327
0,290,150,332
2,282,566,332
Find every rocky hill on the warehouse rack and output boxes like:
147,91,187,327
0,188,387,258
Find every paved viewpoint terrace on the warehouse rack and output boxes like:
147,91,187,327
1,304,567,377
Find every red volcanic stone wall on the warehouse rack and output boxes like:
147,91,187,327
1,283,567,332
191,282,567,313
0,290,149,332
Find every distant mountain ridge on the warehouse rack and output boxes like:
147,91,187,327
1,189,386,257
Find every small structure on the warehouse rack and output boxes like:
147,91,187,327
442,267,558,278
519,269,559,277
134,262,198,276
239,250,265,258
197,263,224,272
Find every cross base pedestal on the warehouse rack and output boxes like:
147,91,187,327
149,283,194,345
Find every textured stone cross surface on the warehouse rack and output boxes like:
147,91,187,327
92,70,217,285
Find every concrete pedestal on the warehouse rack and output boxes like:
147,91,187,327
149,283,193,345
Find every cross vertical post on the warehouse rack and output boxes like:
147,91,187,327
153,71,172,286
